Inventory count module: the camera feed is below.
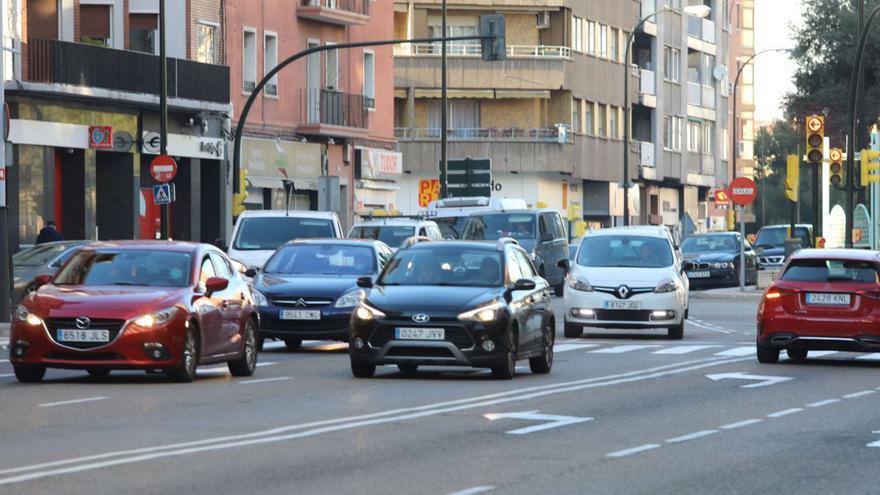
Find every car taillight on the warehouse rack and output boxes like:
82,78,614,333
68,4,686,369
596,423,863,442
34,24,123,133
765,290,783,300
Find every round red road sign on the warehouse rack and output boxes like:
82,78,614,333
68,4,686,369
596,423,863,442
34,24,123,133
150,154,178,183
728,177,758,206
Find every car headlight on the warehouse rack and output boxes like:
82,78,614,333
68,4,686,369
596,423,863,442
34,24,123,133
133,306,181,328
252,289,268,307
458,301,504,322
568,276,593,292
655,279,678,293
354,302,386,321
14,305,42,326
334,289,365,308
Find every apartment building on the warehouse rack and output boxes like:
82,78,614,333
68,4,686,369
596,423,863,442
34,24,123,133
4,0,231,249
394,0,732,231
728,0,754,181
227,0,397,228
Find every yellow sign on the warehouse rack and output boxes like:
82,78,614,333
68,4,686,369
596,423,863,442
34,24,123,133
861,149,880,186
785,154,799,202
418,179,440,208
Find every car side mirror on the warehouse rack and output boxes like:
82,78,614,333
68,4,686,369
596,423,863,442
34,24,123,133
205,277,229,295
557,258,571,273
357,276,374,289
33,273,53,288
512,278,537,291
244,268,258,278
214,238,228,251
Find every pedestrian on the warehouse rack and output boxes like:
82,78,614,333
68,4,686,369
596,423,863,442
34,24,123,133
36,220,64,244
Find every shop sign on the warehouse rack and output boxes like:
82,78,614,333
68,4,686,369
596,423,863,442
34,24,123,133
419,179,440,207
89,126,113,149
359,148,402,179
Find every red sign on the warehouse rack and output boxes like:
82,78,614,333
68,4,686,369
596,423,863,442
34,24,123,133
150,154,178,183
728,177,758,206
713,189,730,210
88,126,113,149
418,179,440,207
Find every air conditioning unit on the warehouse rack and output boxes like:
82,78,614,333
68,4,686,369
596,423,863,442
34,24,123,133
536,11,550,29
343,144,352,164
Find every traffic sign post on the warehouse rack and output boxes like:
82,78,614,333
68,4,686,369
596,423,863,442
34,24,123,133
728,177,757,293
150,155,178,183
153,184,174,205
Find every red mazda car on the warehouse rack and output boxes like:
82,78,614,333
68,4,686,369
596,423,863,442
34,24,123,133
757,249,880,363
9,241,260,383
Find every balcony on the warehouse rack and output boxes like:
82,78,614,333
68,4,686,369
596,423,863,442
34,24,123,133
687,81,701,106
395,127,573,144
395,43,571,59
687,15,716,45
639,69,656,107
299,88,369,136
297,0,370,26
24,38,229,104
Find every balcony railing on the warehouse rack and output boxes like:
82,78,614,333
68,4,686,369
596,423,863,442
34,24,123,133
636,140,655,168
25,38,230,104
639,69,655,96
687,81,701,106
298,0,370,25
395,43,571,59
395,127,573,144
300,88,368,129
687,15,716,44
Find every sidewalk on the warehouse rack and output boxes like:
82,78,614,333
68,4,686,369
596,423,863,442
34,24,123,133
689,286,764,302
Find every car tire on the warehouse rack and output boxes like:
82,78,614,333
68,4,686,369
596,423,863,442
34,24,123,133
554,284,564,297
284,338,303,351
168,325,199,383
13,365,45,383
786,348,808,362
86,368,111,379
667,321,684,340
564,321,582,339
228,319,258,377
492,328,517,380
757,345,780,364
351,360,376,378
529,322,554,374
397,363,418,373
256,336,265,352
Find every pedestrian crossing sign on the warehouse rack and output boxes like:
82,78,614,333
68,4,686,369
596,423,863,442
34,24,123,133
153,183,174,205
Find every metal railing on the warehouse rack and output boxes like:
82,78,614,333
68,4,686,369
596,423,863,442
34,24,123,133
299,0,369,16
395,127,573,143
639,69,655,96
395,43,571,59
300,88,369,128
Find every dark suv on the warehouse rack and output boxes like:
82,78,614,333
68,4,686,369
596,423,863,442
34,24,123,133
753,224,814,270
349,240,555,379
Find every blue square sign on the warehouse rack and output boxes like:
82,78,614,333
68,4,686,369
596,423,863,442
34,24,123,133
153,184,173,205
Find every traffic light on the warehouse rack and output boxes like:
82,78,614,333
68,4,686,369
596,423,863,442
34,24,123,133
785,154,799,202
861,149,880,186
829,148,843,186
805,115,824,164
480,15,506,61
232,168,249,217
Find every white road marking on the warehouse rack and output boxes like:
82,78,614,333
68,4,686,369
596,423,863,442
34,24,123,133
767,408,803,418
238,377,291,385
665,430,719,443
653,345,721,355
856,353,880,360
198,362,276,375
554,343,599,353
807,351,838,358
868,431,880,448
807,399,841,408
0,356,754,485
843,390,876,399
445,486,495,495
720,419,763,430
688,319,734,334
706,372,793,388
606,444,661,458
0,373,13,378
38,397,108,408
482,411,593,435
714,346,755,357
590,345,660,354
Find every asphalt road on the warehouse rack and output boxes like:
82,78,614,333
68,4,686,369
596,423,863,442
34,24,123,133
1,296,879,495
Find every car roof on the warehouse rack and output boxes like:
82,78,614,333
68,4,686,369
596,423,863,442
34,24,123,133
79,240,203,253
790,248,880,263
237,210,339,219
281,238,385,248
585,226,669,239
686,232,737,237
469,209,555,215
406,241,499,252
352,218,434,227
760,224,812,229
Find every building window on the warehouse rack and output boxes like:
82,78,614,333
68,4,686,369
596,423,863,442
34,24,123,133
688,120,702,153
703,122,714,155
572,17,584,52
664,115,682,151
242,29,257,93
598,24,608,58
722,128,729,160
702,54,715,86
80,4,112,47
428,100,480,130
586,21,596,55
663,46,680,82
663,0,682,7
609,28,619,62
572,98,581,133
363,50,375,109
196,23,217,64
597,104,607,138
609,106,618,139
129,14,157,54
585,101,594,135
722,0,731,29
263,33,278,96
325,43,338,90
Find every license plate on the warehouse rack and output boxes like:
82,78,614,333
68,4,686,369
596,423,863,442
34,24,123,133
280,310,321,320
604,301,642,310
688,271,711,279
806,293,851,306
57,329,110,343
395,327,445,340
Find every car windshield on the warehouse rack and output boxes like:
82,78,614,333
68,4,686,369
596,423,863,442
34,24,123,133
781,259,879,283
53,250,193,287
681,236,739,253
264,244,375,276
13,244,72,266
577,235,674,268
379,247,503,287
433,216,469,239
233,217,335,251
463,214,535,241
755,227,809,247
349,225,415,247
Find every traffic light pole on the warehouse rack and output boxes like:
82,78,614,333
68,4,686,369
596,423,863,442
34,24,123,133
440,0,448,199
159,0,170,240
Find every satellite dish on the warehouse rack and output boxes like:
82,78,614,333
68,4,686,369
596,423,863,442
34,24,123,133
713,65,727,82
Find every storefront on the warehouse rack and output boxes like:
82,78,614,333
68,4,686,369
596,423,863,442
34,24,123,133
240,137,324,212
354,147,402,216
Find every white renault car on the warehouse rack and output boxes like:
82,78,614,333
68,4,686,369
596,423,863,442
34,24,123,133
562,227,689,340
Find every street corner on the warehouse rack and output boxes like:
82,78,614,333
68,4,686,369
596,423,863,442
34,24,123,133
689,287,764,302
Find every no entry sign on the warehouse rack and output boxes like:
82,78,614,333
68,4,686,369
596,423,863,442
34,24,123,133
150,154,178,183
728,177,757,206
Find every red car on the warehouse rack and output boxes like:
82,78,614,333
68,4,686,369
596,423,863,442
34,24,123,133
9,241,260,383
757,248,880,363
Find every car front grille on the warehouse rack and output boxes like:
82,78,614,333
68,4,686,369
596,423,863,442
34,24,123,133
369,325,475,349
270,297,333,308
691,262,711,270
759,256,784,265
385,347,456,358
46,352,125,361
594,310,653,322
45,318,126,350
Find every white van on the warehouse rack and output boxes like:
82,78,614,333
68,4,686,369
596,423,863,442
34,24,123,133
227,210,344,268
425,197,528,239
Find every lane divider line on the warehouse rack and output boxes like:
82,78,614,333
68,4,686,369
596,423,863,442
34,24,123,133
766,408,803,418
238,377,291,385
665,430,719,443
38,397,108,408
843,390,875,399
606,444,661,458
445,486,495,495
806,399,841,408
719,419,763,430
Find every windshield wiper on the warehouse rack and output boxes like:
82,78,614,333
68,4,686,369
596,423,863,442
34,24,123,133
108,282,140,286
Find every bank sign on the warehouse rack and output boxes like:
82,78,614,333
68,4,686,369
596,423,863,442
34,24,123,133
358,149,403,180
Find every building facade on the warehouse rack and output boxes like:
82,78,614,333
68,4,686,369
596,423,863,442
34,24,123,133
5,0,231,249
226,0,398,230
728,0,755,181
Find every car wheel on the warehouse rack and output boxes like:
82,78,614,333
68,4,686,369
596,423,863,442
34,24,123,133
228,319,258,377
786,348,808,362
284,338,303,351
13,365,45,383
757,345,780,364
397,363,418,373
351,360,376,378
667,321,684,340
86,368,111,379
256,336,265,352
491,328,517,380
554,284,564,297
168,325,199,383
564,321,582,339
529,322,554,374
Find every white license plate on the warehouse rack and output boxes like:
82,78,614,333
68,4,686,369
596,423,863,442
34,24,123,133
57,329,110,343
395,327,445,340
688,271,711,279
604,301,643,310
806,293,851,306
280,310,321,320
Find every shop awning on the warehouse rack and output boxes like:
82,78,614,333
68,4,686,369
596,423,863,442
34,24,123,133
358,179,400,191
394,89,408,99
246,176,319,191
494,90,551,99
415,89,495,99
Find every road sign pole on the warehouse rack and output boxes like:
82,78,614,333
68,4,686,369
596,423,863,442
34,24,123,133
159,0,170,240
740,205,746,292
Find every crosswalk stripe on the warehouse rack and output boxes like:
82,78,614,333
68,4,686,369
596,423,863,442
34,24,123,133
856,353,880,361
653,345,721,355
590,345,660,354
806,351,837,358
713,346,755,357
554,344,600,353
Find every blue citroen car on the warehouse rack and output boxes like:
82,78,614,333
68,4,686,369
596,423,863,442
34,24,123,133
251,239,394,350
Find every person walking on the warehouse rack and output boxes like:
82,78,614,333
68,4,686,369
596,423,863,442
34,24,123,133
36,220,64,244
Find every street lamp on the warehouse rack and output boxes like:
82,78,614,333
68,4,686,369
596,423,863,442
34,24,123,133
622,4,711,226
